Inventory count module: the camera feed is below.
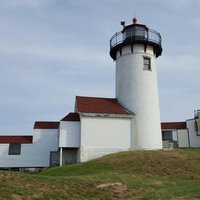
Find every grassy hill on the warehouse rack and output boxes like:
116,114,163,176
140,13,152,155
1,149,200,199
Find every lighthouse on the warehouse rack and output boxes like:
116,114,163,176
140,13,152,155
110,18,163,149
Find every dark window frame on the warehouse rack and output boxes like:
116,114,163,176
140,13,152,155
9,143,21,155
143,57,151,71
162,131,173,141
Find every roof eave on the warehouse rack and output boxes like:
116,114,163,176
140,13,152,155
78,112,134,118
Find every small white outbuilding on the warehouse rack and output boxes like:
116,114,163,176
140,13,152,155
0,122,59,168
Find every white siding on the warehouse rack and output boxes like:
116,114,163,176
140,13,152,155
80,116,132,162
172,130,178,141
62,148,79,164
59,121,80,148
116,44,162,150
177,129,189,148
187,119,200,147
0,129,59,168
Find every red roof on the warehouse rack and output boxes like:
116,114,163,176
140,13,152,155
34,121,60,129
161,122,186,130
0,136,33,144
61,113,80,121
76,96,133,115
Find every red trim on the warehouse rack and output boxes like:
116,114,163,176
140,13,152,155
61,113,80,121
34,121,59,129
161,122,186,130
0,136,33,144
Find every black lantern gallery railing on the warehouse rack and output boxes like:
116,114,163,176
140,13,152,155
110,26,162,60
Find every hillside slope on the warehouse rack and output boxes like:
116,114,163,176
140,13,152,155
41,149,200,179
1,149,200,199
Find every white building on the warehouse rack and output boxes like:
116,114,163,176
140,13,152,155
161,122,189,149
161,111,200,149
0,19,199,169
186,110,200,147
0,122,59,168
111,18,163,150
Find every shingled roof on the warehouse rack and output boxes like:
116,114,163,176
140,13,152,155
161,122,186,130
76,96,133,115
61,113,80,121
0,136,33,144
34,121,60,129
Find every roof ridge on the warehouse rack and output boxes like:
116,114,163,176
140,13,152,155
34,121,59,123
61,112,80,121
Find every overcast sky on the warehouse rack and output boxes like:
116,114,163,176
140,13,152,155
0,0,200,135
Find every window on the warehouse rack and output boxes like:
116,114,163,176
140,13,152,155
124,27,147,40
162,131,173,140
143,57,151,70
9,144,21,155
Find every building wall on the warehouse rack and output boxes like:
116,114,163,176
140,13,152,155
115,44,162,150
187,119,200,147
195,116,200,136
172,130,178,141
62,148,79,164
79,115,132,162
171,129,189,148
0,129,59,168
59,121,80,148
177,129,189,148
162,129,189,148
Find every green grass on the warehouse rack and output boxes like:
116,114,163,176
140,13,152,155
1,149,200,199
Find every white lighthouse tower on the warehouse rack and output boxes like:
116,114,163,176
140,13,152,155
110,18,163,149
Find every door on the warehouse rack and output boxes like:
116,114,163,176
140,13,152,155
50,151,59,167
